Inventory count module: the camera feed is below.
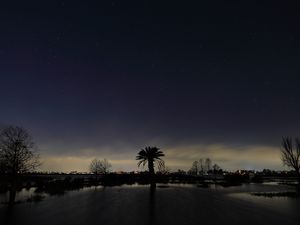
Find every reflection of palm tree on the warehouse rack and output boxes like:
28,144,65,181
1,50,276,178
136,146,165,176
149,182,156,225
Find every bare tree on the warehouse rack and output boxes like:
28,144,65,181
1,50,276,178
199,158,204,175
281,137,300,183
189,161,199,175
157,161,170,175
212,164,221,173
0,126,40,203
205,158,212,173
189,158,215,175
89,158,112,176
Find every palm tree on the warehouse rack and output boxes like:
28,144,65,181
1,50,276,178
136,146,165,176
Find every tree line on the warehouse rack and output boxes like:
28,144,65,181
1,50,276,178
1,125,300,204
188,158,222,176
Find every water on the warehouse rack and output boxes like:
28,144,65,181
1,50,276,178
0,183,299,225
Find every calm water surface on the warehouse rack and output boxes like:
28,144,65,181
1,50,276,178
0,183,299,225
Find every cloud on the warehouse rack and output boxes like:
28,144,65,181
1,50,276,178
39,143,284,172
40,156,137,172
164,144,282,171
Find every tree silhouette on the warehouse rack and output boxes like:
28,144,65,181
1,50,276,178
205,158,212,172
212,163,221,173
281,137,300,183
0,126,40,203
189,157,214,175
136,146,165,176
89,158,112,175
190,161,199,175
157,161,170,175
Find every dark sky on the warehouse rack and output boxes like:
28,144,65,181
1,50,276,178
1,1,300,171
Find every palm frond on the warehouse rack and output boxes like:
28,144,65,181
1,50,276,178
136,146,165,172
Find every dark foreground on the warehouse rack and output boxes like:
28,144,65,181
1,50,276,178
0,183,299,225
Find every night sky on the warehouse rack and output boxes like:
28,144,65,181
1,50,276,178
1,1,300,172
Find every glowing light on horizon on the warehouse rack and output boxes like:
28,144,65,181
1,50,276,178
39,144,283,173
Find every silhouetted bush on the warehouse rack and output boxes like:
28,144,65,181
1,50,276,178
251,175,264,183
251,192,300,198
26,194,45,202
218,174,249,187
35,177,85,195
197,183,209,188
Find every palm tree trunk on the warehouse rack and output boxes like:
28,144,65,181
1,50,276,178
148,159,155,176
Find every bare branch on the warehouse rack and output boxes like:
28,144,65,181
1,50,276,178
281,137,300,173
0,126,40,174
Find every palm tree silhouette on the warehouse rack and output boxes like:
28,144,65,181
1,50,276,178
136,146,165,176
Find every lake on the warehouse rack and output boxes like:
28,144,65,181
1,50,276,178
0,183,299,225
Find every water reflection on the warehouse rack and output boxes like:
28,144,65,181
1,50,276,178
149,183,156,225
0,183,299,225
2,204,13,225
228,192,300,214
